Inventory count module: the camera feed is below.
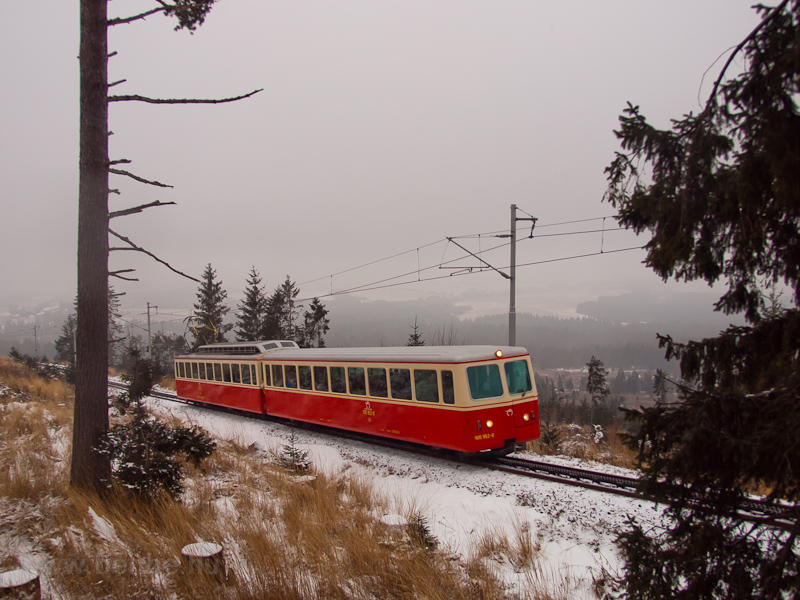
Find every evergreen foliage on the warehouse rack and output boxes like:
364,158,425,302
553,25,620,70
235,266,269,342
406,317,425,346
191,263,232,349
96,350,216,499
54,314,77,366
301,297,330,348
585,355,610,424
279,430,311,474
605,2,800,596
150,332,188,377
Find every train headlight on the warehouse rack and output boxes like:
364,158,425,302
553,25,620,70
486,420,494,428
495,350,503,358
523,413,530,422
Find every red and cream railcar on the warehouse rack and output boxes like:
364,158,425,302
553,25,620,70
175,341,540,455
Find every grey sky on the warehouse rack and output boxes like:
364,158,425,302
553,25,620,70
1,1,761,319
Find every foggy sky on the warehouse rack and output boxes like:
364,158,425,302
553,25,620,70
1,1,762,321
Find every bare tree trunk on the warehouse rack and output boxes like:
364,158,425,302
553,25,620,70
71,0,110,489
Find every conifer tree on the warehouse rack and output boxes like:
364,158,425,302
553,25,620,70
585,355,609,424
54,314,77,366
266,276,301,341
604,2,800,596
235,266,268,342
301,297,330,348
191,264,232,349
406,317,425,346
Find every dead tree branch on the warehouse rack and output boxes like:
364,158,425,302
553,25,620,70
109,228,200,283
108,89,263,105
109,167,173,188
109,159,131,166
107,7,165,26
109,269,139,282
109,200,177,219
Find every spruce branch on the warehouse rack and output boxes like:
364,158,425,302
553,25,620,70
109,228,200,283
108,89,263,105
109,168,174,188
109,200,177,219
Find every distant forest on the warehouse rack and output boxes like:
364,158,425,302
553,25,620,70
324,297,737,370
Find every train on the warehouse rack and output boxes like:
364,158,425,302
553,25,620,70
174,341,540,455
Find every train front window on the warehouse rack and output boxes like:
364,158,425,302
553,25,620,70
390,369,412,400
285,365,298,389
348,367,366,396
271,364,284,387
504,360,532,394
178,362,185,378
414,370,439,403
330,367,347,393
442,370,455,404
298,366,312,390
467,364,504,400
314,366,329,392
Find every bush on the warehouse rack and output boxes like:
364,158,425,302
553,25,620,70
95,410,216,499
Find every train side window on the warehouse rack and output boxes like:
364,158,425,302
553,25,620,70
314,366,329,392
199,363,208,380
272,364,284,387
348,367,366,396
214,363,223,382
178,362,185,378
330,367,347,393
390,369,412,400
504,360,532,394
298,366,312,390
221,364,231,383
467,364,503,400
251,365,258,385
442,370,455,404
414,370,439,403
241,364,252,385
233,364,243,384
191,362,198,379
263,364,271,386
285,365,298,389
206,363,214,380
368,368,388,398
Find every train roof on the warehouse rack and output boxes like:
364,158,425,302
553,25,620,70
178,344,529,364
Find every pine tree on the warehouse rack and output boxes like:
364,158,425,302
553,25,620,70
267,276,301,341
191,264,232,349
301,297,330,348
54,314,77,366
407,317,425,346
604,2,800,596
235,266,268,342
585,356,609,424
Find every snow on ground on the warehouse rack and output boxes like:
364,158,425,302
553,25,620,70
146,393,668,599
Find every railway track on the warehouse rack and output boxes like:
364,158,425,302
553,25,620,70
115,381,795,530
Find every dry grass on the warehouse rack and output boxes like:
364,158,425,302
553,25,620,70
0,362,570,599
529,423,639,470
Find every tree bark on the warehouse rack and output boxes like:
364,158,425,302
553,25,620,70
71,0,110,489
